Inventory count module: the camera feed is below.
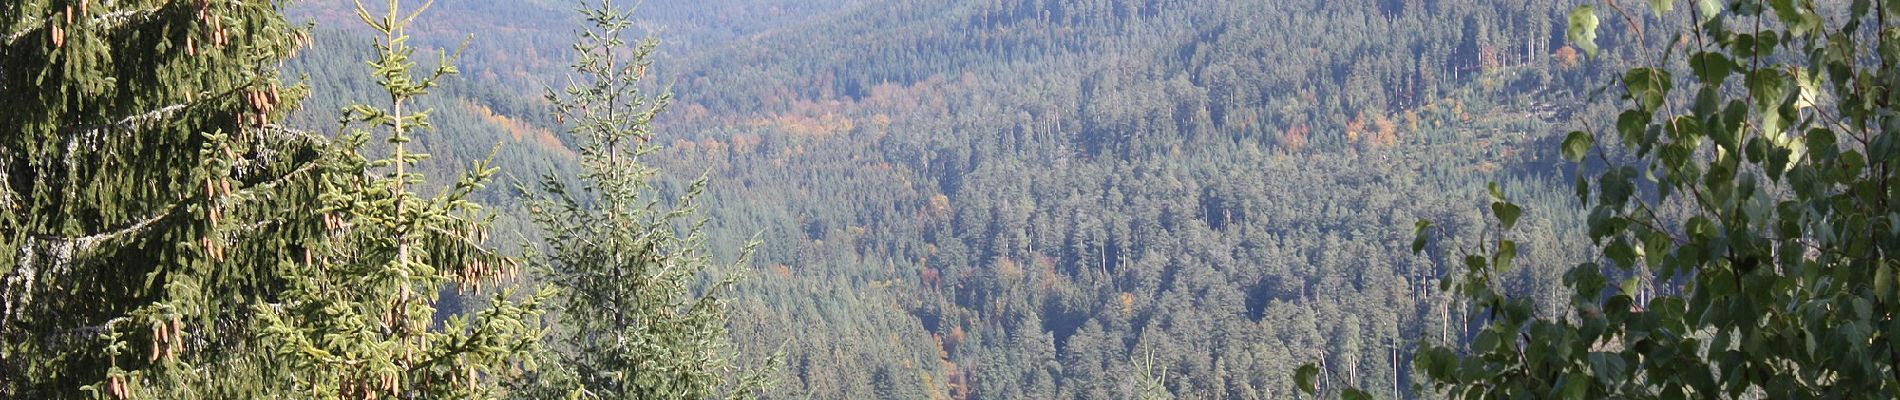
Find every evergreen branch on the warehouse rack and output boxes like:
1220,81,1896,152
0,316,132,358
5,209,170,330
243,124,330,170
0,160,14,212
213,161,323,208
13,158,322,261
257,124,329,142
61,103,189,143
4,5,166,47
48,100,199,190
58,79,281,156
7,122,325,283
422,224,503,260
18,202,180,269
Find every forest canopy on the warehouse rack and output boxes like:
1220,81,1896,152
13,0,1875,399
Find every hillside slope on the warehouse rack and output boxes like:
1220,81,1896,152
283,0,1656,398
636,0,1652,398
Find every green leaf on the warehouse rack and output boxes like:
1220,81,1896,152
1493,201,1523,230
1760,103,1787,138
1643,232,1672,269
1413,219,1434,254
1697,0,1722,21
1878,263,1894,302
1617,110,1650,147
1294,364,1320,394
1569,6,1601,57
1342,388,1374,400
1564,372,1592,400
1748,69,1788,112
1497,240,1518,272
1575,176,1591,204
1566,263,1608,300
1770,0,1819,36
1795,67,1824,109
1563,131,1595,162
1607,240,1638,270
1689,52,1734,86
1650,0,1675,15
1588,352,1628,385
1599,168,1636,209
1626,68,1673,112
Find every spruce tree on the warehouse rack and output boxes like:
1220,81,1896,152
516,1,773,398
1,1,325,397
246,0,552,398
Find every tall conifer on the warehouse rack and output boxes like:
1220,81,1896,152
1,1,323,397
248,0,551,398
516,1,774,398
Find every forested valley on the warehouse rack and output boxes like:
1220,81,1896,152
283,0,1634,397
10,0,1897,399
634,1,1622,398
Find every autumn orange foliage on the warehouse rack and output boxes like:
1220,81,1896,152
1281,123,1309,152
463,101,574,159
1555,46,1581,70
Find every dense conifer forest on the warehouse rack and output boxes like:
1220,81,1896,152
9,0,1900,398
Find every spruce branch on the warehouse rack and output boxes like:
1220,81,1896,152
3,5,164,47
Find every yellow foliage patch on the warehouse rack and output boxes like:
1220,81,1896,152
462,101,575,159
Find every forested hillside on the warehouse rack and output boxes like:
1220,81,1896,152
279,0,1664,398
5,0,1722,398
631,0,1651,398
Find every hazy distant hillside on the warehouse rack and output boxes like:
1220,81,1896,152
636,0,869,50
275,0,872,189
627,0,1648,399
285,0,867,90
659,0,1608,151
274,0,1645,398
